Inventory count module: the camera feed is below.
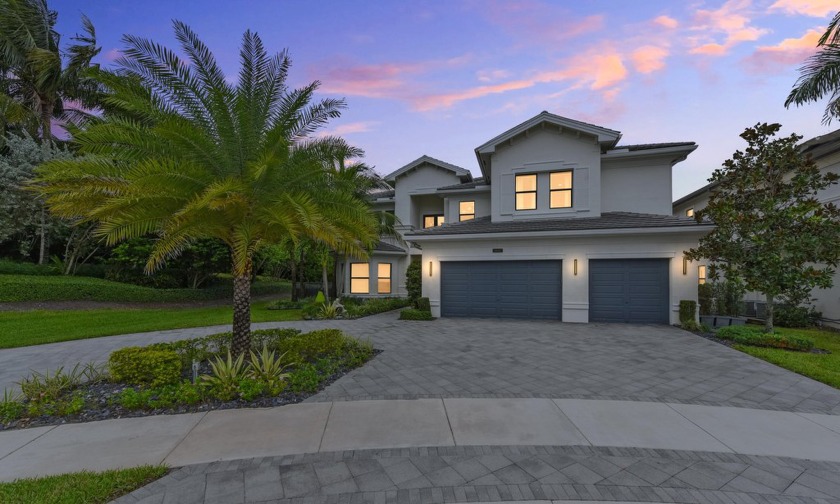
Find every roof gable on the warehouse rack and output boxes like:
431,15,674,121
383,155,472,183
474,111,622,178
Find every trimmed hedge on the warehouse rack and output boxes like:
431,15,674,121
0,274,289,303
399,308,434,321
109,347,182,387
717,325,814,352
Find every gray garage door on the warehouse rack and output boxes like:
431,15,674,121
441,260,562,319
589,259,670,324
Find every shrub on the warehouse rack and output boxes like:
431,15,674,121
679,300,696,326
344,297,411,318
0,259,60,276
773,304,822,328
248,346,294,395
109,347,182,388
118,388,153,410
0,389,24,423
237,378,266,401
315,291,326,303
278,329,347,362
288,363,320,393
201,351,248,401
17,366,83,404
406,260,422,301
699,280,745,316
399,308,434,321
414,297,431,311
318,299,346,319
717,325,814,351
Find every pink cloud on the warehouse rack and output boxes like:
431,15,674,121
316,121,378,138
770,0,837,17
631,45,669,73
104,48,122,62
477,69,512,83
476,0,604,47
317,61,426,99
653,15,679,29
412,48,628,111
688,0,769,56
744,28,822,72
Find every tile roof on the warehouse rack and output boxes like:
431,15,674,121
369,189,395,199
406,212,709,237
437,177,488,191
373,241,406,253
611,142,696,152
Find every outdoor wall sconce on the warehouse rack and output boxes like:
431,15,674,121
428,261,433,277
573,259,578,276
683,256,688,275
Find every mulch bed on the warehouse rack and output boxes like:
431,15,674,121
0,349,382,431
691,330,830,354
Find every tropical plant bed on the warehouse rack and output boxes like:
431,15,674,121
692,326,829,354
0,328,377,430
270,295,411,320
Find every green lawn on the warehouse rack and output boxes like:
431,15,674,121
0,301,301,348
0,274,289,303
735,327,840,388
0,465,166,504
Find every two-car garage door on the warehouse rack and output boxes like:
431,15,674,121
439,258,670,323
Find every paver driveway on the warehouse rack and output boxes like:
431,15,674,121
2,311,839,414
308,314,840,414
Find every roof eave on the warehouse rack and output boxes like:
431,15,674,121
406,224,715,241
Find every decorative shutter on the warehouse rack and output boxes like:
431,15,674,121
574,168,589,210
500,174,514,215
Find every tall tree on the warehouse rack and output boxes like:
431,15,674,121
0,0,100,263
686,123,840,332
34,22,378,354
785,10,840,124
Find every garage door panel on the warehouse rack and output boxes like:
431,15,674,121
441,261,562,319
589,259,669,324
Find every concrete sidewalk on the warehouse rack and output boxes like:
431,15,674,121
3,398,840,483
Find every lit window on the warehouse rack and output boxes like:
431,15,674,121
515,174,537,210
549,171,573,209
423,214,445,228
686,208,695,217
377,263,392,294
459,201,475,222
350,263,369,294
698,265,706,285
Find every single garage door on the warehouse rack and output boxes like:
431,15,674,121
441,260,562,319
589,259,670,324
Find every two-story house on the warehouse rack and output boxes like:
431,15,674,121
673,129,840,328
339,111,713,324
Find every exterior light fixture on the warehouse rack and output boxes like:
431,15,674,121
573,259,578,276
683,256,688,275
428,261,433,277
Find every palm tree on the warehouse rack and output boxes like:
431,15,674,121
0,0,101,141
34,21,378,354
785,11,840,124
0,0,100,264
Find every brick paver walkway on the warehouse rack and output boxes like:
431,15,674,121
113,445,840,504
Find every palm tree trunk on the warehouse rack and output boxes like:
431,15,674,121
40,99,52,142
231,257,253,356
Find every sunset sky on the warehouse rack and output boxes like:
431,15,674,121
55,0,838,199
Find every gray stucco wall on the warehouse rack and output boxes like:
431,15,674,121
601,157,674,215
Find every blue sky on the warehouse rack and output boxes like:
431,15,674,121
55,0,837,198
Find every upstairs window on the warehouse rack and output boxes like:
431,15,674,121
549,171,573,209
686,208,695,217
459,201,475,222
350,263,369,294
698,265,707,285
423,214,445,228
515,174,537,210
377,263,392,294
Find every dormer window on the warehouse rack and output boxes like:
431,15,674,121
549,171,573,209
515,174,537,210
423,214,445,228
459,201,475,222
